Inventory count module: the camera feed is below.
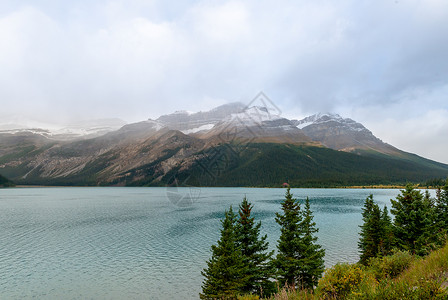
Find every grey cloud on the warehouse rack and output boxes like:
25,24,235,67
0,0,447,162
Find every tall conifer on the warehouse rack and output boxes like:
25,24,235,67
236,197,274,296
436,180,448,231
391,184,434,255
298,197,325,288
380,205,394,256
358,195,393,264
200,206,246,299
274,188,325,289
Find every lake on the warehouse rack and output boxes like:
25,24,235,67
0,187,421,299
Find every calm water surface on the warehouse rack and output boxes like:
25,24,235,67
0,187,422,299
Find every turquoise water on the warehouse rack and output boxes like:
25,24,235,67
0,187,415,299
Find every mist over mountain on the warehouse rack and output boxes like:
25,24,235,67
0,103,447,187
0,118,127,140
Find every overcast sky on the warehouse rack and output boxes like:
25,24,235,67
0,0,447,163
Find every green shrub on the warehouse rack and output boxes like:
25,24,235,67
368,250,414,280
368,278,447,299
316,263,365,299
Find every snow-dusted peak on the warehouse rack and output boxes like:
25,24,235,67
296,113,342,128
172,110,193,115
225,106,282,125
315,112,343,121
295,113,368,132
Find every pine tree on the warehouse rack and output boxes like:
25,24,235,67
390,184,435,255
358,195,394,264
200,206,246,299
236,197,275,296
274,188,325,289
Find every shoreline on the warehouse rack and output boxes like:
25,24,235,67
10,184,440,189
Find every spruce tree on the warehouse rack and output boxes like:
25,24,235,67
275,188,303,287
380,205,394,256
390,184,435,255
200,206,246,299
358,195,394,264
274,188,325,289
436,180,448,231
298,197,325,289
236,197,275,296
358,195,382,264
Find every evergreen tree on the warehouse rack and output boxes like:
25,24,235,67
390,184,435,255
298,197,325,289
275,188,303,287
358,195,394,264
435,180,448,231
236,197,275,296
200,206,246,299
358,195,382,264
274,188,325,289
380,205,394,256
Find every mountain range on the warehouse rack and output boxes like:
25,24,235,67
1,102,447,187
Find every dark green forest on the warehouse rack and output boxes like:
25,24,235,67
3,142,448,187
0,174,13,187
161,143,448,188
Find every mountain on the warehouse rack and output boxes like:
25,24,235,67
291,113,444,169
0,104,447,187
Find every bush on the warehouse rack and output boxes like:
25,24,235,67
316,263,366,299
368,278,447,299
368,250,414,280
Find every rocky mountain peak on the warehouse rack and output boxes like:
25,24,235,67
156,102,246,132
291,112,396,153
222,105,282,126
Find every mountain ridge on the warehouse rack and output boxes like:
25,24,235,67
0,103,447,187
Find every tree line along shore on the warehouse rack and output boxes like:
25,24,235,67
200,182,448,299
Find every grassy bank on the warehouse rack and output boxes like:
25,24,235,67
238,242,448,299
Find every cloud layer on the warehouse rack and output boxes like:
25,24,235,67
1,0,447,163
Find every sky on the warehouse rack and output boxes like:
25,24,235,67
0,0,447,163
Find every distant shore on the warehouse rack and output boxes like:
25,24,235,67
9,184,440,189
